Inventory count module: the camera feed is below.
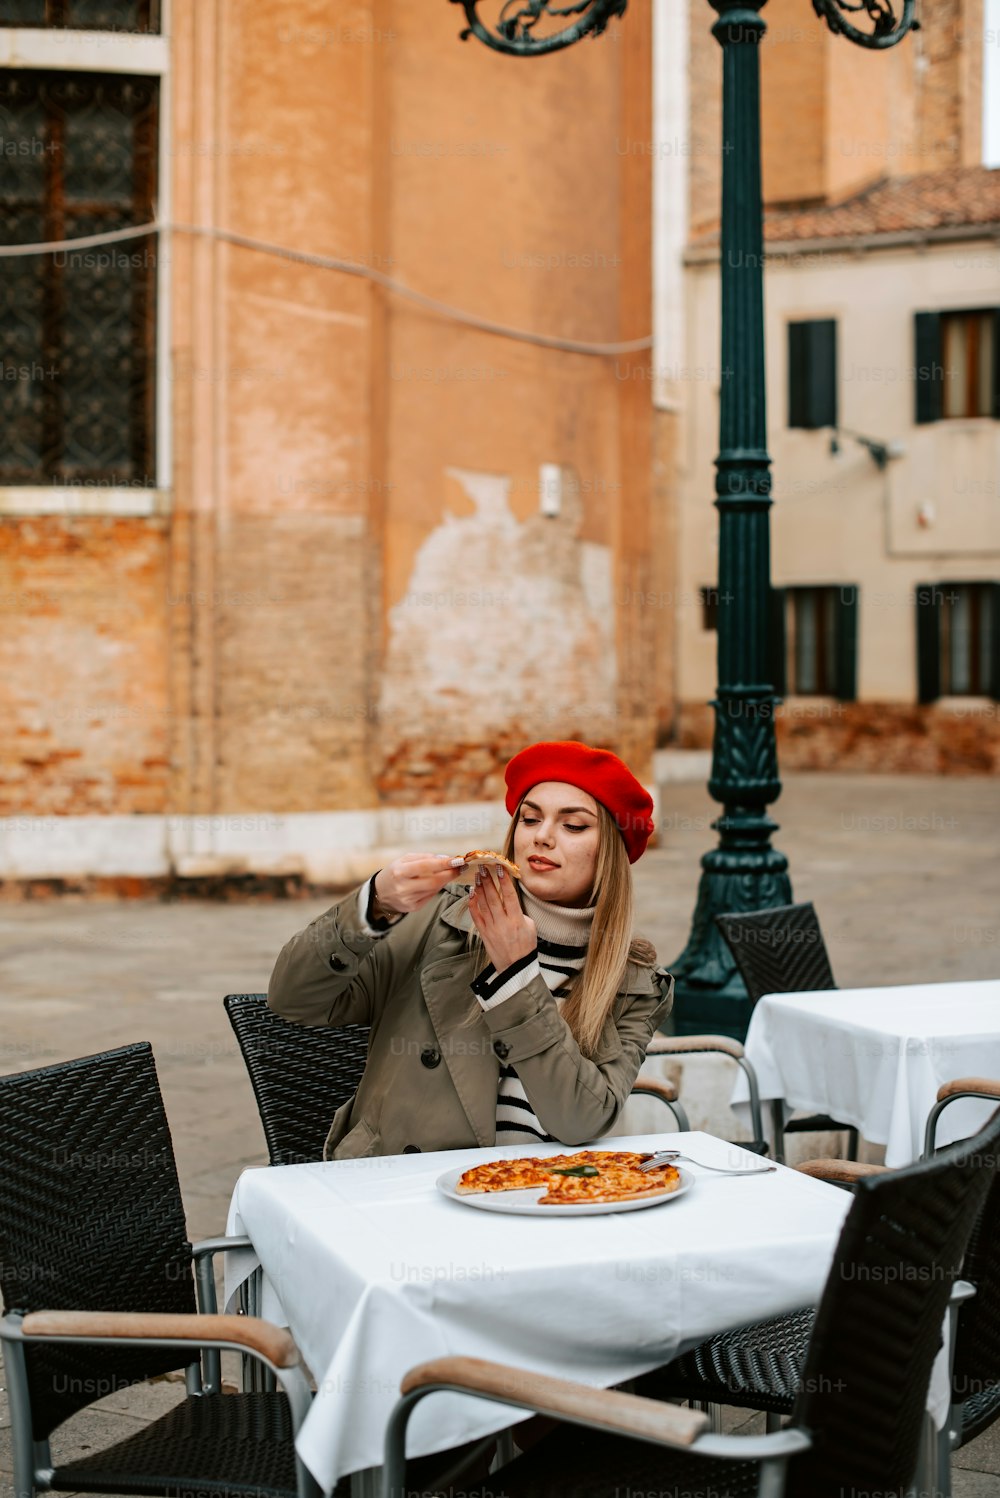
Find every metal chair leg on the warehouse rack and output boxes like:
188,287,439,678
770,1100,786,1165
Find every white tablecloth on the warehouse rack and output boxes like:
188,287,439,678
733,979,1000,1166
225,1131,850,1492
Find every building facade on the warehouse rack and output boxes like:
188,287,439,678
678,168,1000,772
1,0,994,892
662,0,999,772
0,0,664,887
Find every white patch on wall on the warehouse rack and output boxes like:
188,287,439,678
380,466,617,747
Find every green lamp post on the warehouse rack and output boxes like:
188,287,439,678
451,0,919,1038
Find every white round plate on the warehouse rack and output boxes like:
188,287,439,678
436,1162,694,1216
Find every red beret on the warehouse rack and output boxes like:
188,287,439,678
504,741,654,864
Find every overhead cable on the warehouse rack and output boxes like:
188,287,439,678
0,220,654,358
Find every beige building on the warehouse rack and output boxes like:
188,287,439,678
677,167,1000,772
663,0,999,773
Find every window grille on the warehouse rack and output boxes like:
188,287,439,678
0,1,160,31
0,69,159,485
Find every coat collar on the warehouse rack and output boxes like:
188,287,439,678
438,884,659,995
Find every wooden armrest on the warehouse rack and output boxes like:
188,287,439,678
630,1078,679,1105
401,1357,709,1448
21,1311,299,1370
646,1034,745,1061
796,1159,889,1185
937,1078,1000,1103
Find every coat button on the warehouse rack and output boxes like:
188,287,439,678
493,1040,511,1060
420,1046,441,1069
403,1145,421,1154
329,955,347,972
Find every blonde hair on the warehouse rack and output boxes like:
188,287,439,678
465,797,654,1059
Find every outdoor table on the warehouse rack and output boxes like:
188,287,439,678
224,1129,852,1495
732,978,1000,1166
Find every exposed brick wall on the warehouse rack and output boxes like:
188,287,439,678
0,518,170,814
678,701,1000,775
212,513,378,812
688,0,723,235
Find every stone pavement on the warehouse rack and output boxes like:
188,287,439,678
1,772,999,1494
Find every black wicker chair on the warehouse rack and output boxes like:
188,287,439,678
224,992,371,1166
642,1079,1000,1495
0,1042,322,1498
225,991,692,1168
714,902,859,1162
383,1100,1000,1498
922,1079,1000,1473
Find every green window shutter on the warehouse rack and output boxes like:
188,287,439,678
989,581,1000,700
914,312,943,424
788,320,837,429
767,586,787,697
992,310,1000,421
788,325,807,427
915,583,941,703
833,585,859,701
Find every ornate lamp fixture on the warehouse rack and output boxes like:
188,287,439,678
453,0,918,1036
811,0,919,47
452,0,917,54
449,1,627,55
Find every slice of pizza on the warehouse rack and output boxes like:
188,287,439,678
538,1163,682,1206
455,1152,590,1195
457,850,522,883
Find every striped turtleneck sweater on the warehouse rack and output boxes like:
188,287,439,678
470,887,595,1144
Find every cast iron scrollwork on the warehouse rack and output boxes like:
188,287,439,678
811,0,919,48
450,0,628,55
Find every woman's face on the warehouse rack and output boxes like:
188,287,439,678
512,780,601,908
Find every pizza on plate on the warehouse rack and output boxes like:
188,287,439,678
455,1150,682,1206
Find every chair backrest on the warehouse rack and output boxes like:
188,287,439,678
951,1130,1000,1435
786,1103,1000,1498
714,901,836,1007
0,1042,196,1440
224,993,370,1165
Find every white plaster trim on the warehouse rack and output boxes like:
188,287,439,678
0,816,169,880
654,748,713,784
0,486,170,517
0,29,168,74
651,0,689,411
0,786,662,883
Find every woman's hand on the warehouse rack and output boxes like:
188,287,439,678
374,854,466,916
469,866,537,973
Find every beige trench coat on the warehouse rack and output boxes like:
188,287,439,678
267,881,673,1160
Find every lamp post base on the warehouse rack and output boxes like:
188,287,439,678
667,835,792,1041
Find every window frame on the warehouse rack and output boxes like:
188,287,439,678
0,4,170,511
940,310,995,420
914,307,1000,426
771,583,859,702
789,584,837,696
916,581,1000,703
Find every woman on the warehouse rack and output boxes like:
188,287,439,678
268,740,672,1158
